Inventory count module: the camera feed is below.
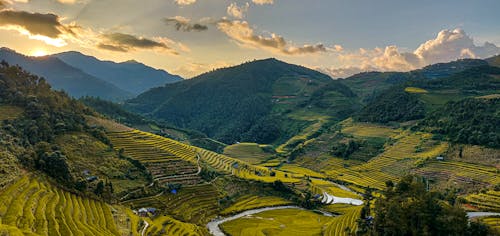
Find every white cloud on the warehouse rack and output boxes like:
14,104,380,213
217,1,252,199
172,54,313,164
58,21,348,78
174,0,196,6
227,2,249,19
252,0,273,5
216,19,326,55
321,28,500,78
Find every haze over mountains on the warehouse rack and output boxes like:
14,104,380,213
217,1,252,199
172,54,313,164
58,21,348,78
0,48,182,101
54,51,183,95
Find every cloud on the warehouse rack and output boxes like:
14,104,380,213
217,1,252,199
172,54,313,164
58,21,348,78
98,33,178,54
164,16,208,32
316,65,376,79
320,28,500,78
0,9,78,46
252,0,273,5
174,0,196,6
216,19,326,55
414,28,499,64
227,2,249,19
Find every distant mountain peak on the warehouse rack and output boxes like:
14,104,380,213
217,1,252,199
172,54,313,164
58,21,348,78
54,51,183,95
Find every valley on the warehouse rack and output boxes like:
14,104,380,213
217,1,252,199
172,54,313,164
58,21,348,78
0,53,498,236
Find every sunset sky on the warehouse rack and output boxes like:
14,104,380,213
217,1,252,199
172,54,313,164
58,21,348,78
1,0,499,78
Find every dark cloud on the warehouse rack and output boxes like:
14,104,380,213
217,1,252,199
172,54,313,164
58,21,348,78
0,1,5,9
0,10,74,38
97,43,128,52
164,16,208,32
99,33,177,54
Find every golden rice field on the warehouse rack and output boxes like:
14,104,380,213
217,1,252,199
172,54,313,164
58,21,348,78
220,208,335,236
144,215,203,236
310,179,360,199
221,195,292,215
465,190,500,212
223,143,274,164
324,205,363,236
341,120,399,138
404,87,429,94
0,105,23,121
0,176,122,236
479,216,500,233
279,164,326,178
124,184,221,225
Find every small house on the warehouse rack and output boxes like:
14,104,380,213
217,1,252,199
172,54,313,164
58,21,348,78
86,176,98,182
138,208,148,217
436,156,444,161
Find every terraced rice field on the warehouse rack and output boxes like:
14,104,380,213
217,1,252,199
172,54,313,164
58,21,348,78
221,195,292,215
108,130,203,186
197,148,300,183
0,105,23,121
416,161,500,187
465,190,500,212
279,164,326,178
145,215,203,236
341,120,399,138
125,184,221,225
0,176,121,236
310,179,360,199
479,216,500,233
324,205,363,236
223,143,274,164
220,208,335,236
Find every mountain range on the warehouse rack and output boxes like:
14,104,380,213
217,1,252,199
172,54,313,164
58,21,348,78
0,48,182,101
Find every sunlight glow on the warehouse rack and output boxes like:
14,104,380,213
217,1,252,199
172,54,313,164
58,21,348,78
31,49,48,57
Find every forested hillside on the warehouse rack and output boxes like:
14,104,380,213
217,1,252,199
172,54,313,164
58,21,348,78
126,58,359,144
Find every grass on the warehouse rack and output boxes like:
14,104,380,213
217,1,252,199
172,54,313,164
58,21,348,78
224,142,274,164
0,176,121,236
220,208,335,236
221,195,292,215
478,216,500,233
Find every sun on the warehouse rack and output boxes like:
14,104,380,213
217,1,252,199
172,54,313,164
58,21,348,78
31,49,48,57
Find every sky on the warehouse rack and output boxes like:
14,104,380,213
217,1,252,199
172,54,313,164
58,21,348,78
0,0,499,78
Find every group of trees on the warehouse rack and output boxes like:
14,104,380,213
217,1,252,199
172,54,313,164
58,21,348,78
416,98,499,148
357,176,491,235
355,88,426,124
0,62,119,198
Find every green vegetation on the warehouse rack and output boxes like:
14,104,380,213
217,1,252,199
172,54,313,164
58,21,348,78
126,58,358,144
364,176,490,236
416,98,499,148
356,87,426,123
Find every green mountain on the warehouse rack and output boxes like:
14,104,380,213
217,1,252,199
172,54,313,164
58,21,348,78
126,58,360,144
341,58,489,103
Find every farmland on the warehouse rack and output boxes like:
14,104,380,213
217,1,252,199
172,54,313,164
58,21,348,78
0,176,123,236
220,208,336,235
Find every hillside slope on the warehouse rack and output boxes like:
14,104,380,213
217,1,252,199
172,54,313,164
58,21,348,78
0,48,131,101
126,58,359,144
55,51,182,95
